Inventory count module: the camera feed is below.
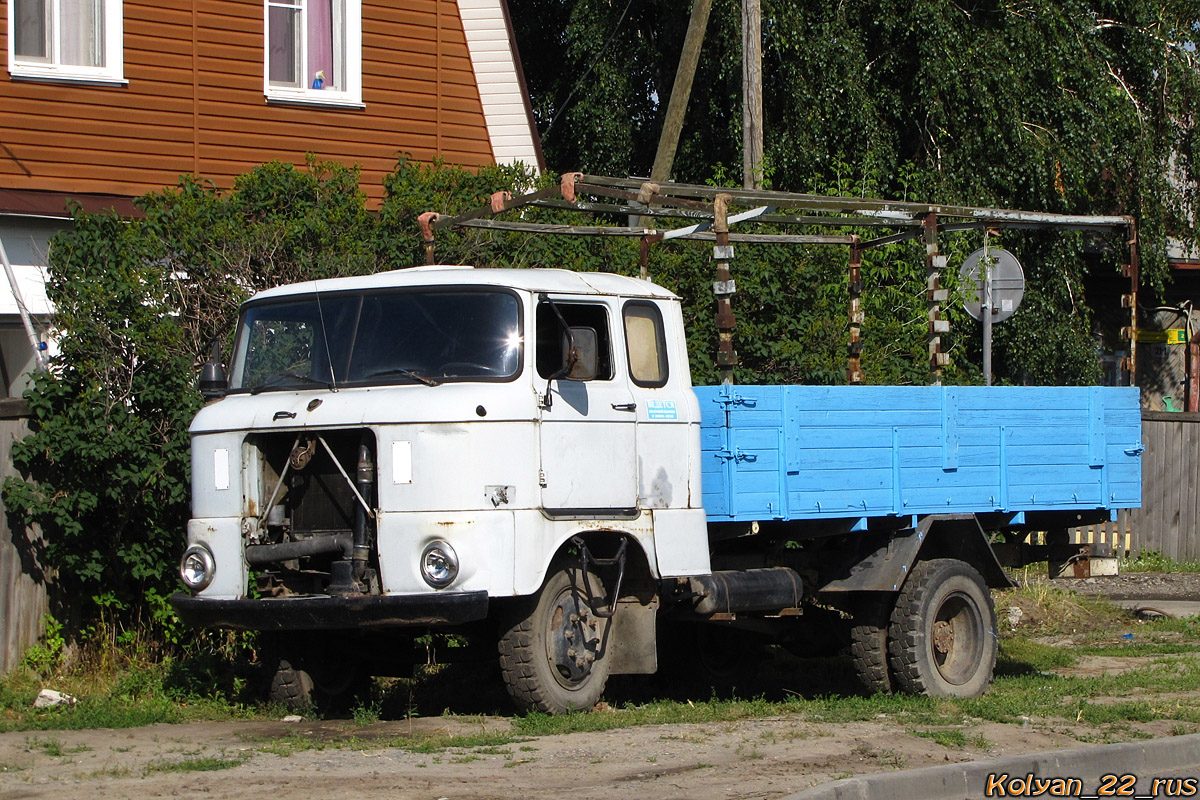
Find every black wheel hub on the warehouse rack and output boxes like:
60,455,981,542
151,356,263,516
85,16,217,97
931,591,984,685
548,592,600,685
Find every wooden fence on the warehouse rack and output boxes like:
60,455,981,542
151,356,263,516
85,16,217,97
1119,411,1200,561
0,399,48,675
1070,508,1135,556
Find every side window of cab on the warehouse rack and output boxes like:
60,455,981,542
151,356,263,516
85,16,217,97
623,301,668,388
536,301,613,381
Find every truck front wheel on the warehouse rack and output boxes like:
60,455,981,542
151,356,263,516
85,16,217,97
887,558,997,698
498,564,611,714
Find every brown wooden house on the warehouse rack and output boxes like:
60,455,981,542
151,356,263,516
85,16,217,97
0,0,542,396
0,0,542,673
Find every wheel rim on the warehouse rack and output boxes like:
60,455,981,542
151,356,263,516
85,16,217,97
545,583,603,688
930,590,984,686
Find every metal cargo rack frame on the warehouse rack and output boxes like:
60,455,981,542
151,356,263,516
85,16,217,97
418,173,1140,386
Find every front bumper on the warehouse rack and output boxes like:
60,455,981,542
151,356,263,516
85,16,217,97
171,590,489,631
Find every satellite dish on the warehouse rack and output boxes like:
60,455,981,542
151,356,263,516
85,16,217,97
960,248,1025,323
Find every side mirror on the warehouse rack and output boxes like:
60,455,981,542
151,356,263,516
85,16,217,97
199,340,227,399
565,326,598,381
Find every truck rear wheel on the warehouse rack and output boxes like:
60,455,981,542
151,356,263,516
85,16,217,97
498,564,611,714
887,558,997,698
848,595,896,694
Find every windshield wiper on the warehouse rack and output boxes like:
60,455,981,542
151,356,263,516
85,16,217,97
249,372,337,394
363,367,441,387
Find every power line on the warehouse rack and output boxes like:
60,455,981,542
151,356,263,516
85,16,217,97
542,0,636,139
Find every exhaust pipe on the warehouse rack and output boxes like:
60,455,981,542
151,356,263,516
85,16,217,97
352,435,375,581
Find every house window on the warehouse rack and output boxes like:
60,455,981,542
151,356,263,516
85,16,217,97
8,0,124,83
265,0,362,106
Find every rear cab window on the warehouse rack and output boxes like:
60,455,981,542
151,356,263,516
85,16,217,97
622,301,669,388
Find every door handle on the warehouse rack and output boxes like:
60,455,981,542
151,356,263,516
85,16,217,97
611,402,637,412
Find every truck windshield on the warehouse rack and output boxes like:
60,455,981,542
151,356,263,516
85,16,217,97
228,289,522,392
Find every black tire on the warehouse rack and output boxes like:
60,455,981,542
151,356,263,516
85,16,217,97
269,657,315,709
849,595,896,694
498,563,611,714
887,558,997,698
265,638,368,712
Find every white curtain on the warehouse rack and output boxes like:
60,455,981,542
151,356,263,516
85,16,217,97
60,0,104,68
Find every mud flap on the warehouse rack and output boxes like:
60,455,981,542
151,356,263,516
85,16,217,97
607,596,659,674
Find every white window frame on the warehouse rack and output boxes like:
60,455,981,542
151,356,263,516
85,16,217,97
263,0,362,108
7,0,125,84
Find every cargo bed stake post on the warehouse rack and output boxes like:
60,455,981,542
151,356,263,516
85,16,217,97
713,192,738,385
1121,219,1139,387
923,213,949,384
636,181,660,280
847,238,863,384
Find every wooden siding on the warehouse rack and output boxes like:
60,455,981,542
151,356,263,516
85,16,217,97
458,0,540,167
0,0,497,208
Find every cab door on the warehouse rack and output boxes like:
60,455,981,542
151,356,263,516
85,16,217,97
622,299,694,510
537,297,638,514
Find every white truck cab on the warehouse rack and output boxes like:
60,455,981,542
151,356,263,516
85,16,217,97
174,267,711,711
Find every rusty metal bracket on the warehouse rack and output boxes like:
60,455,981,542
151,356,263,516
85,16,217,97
417,211,439,265
560,172,584,203
489,191,513,213
572,535,627,619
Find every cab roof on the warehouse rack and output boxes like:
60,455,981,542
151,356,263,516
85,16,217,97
247,266,679,303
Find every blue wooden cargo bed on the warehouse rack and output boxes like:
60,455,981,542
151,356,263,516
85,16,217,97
696,385,1142,524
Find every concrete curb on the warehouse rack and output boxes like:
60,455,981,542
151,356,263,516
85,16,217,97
783,733,1200,800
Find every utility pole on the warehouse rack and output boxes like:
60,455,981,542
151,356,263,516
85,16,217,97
649,0,713,183
742,0,763,190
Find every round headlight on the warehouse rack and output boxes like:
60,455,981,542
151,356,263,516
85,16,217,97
420,540,459,588
180,545,215,591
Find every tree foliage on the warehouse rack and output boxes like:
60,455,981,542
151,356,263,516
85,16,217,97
510,0,1200,381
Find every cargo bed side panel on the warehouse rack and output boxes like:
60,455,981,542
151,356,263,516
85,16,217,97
695,385,1142,523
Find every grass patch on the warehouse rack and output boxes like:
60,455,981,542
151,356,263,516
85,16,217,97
1121,550,1200,574
998,639,1078,672
0,651,260,733
911,729,990,749
81,765,133,779
995,574,1129,639
143,754,248,775
912,729,969,748
242,729,520,757
0,692,252,733
351,700,381,726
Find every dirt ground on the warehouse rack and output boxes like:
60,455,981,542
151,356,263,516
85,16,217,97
2,571,1196,800
0,713,1154,800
